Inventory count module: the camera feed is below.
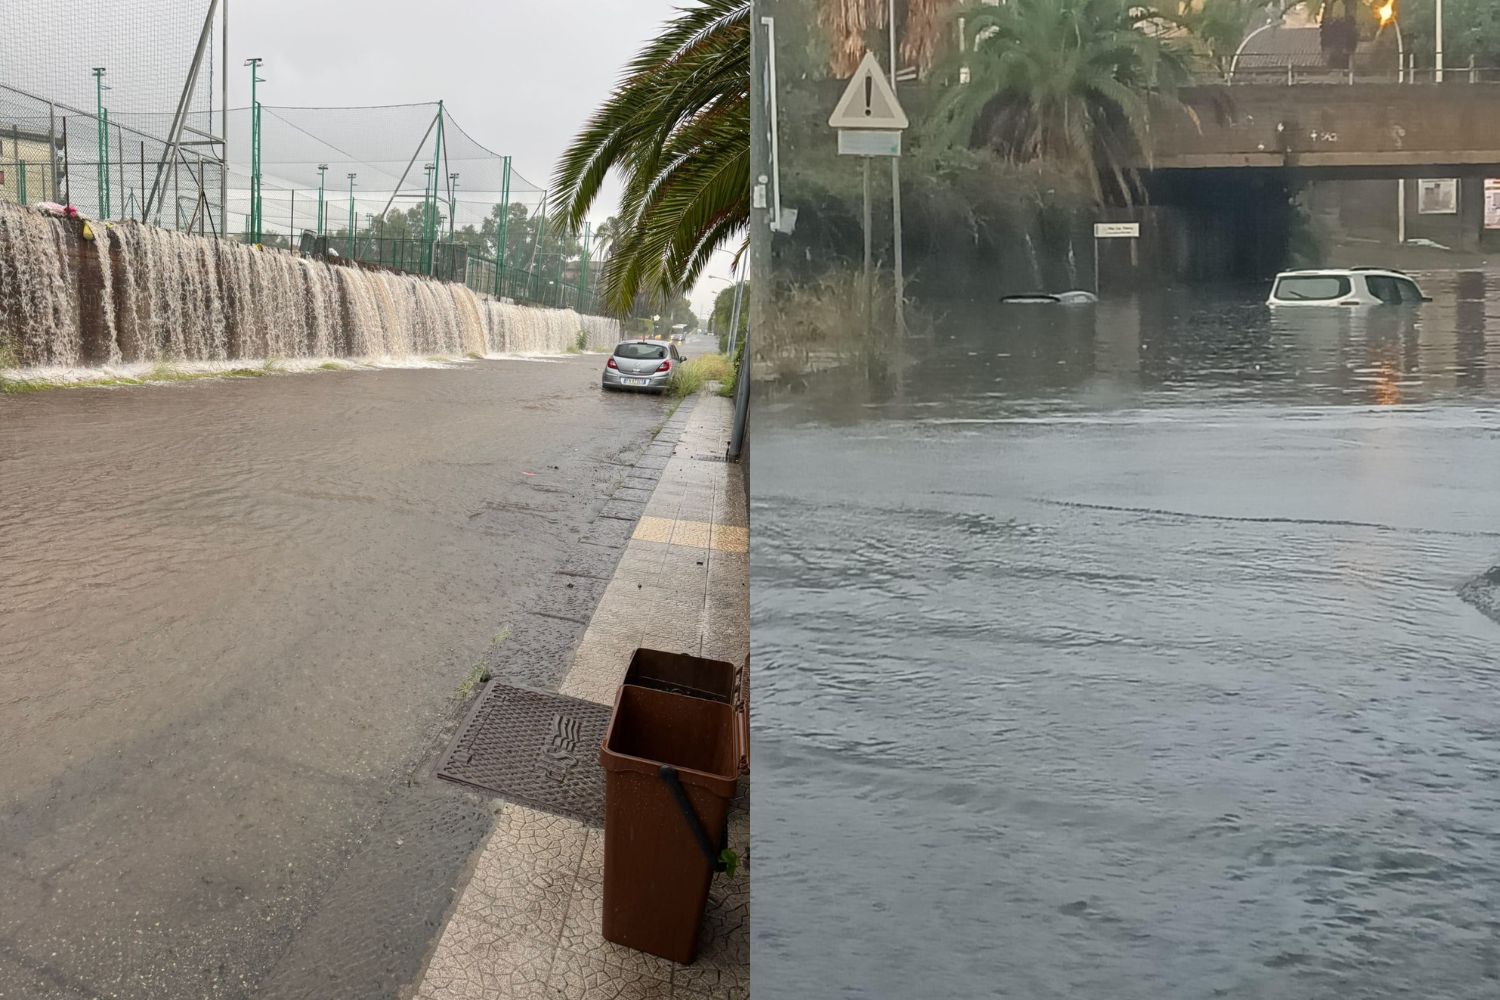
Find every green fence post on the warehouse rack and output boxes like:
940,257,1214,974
17,160,26,205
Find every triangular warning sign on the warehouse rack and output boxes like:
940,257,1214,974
828,51,908,130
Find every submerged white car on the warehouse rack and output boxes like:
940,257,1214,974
1268,268,1429,307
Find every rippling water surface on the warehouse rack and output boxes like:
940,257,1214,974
752,272,1500,999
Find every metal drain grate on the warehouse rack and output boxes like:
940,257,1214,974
436,683,613,826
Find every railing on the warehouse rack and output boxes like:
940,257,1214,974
294,231,601,314
1214,62,1500,87
0,79,224,233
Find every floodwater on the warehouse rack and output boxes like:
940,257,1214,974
0,358,662,999
751,271,1500,999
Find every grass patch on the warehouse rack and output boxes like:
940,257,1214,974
317,361,347,371
575,329,589,352
465,352,485,360
457,626,512,700
669,353,733,398
457,662,493,701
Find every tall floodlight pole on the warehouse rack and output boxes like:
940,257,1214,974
317,163,328,237
347,172,357,260
220,0,228,237
448,172,459,242
423,101,445,276
92,68,109,218
494,156,512,298
423,162,436,272
245,58,264,243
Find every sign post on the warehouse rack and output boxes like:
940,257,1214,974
830,51,908,337
1092,221,1140,298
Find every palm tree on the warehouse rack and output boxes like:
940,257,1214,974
820,0,959,78
927,0,1194,202
553,0,748,316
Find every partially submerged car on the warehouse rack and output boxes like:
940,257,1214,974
1268,268,1429,307
602,339,681,393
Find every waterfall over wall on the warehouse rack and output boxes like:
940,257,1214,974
0,202,621,370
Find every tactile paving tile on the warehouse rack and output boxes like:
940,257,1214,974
437,683,612,826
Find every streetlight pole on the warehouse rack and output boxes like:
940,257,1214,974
346,172,357,260
316,163,327,238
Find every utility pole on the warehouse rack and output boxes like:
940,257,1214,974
92,68,109,219
245,57,264,243
346,172,357,259
738,6,772,463
317,163,327,238
1435,0,1445,82
888,0,905,334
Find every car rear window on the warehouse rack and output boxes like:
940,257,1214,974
614,343,667,360
1275,275,1351,301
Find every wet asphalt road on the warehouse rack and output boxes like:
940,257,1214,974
0,357,664,999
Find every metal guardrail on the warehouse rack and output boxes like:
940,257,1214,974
1211,65,1500,87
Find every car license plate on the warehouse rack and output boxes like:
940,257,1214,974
623,378,650,386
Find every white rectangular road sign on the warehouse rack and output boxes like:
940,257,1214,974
1093,222,1140,239
829,51,909,131
838,129,901,157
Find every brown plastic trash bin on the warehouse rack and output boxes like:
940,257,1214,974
599,650,748,965
622,647,737,703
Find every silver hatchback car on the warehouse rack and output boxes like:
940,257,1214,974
602,339,682,393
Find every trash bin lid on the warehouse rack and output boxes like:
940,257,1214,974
734,655,749,776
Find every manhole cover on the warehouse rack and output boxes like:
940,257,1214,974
436,683,613,826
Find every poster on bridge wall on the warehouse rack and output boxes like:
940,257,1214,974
1485,179,1500,230
1418,179,1458,215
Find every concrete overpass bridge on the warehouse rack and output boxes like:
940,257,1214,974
1149,82,1500,178
1115,81,1500,280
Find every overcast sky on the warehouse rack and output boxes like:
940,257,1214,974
225,0,735,319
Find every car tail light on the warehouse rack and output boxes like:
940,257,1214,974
606,357,619,369
656,360,672,373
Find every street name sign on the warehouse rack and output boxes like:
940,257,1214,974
1093,222,1140,238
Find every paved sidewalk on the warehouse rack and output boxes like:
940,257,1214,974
414,392,749,1000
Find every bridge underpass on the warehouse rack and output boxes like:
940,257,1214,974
1124,83,1500,281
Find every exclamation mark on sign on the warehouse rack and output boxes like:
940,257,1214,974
864,74,873,116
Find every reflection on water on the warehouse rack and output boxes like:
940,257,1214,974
752,270,1500,999
770,270,1500,423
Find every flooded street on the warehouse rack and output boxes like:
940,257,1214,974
0,358,662,998
751,272,1500,999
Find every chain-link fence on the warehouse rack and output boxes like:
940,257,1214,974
0,1,608,312
0,82,225,233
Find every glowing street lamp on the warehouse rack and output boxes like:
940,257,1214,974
1376,2,1405,82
